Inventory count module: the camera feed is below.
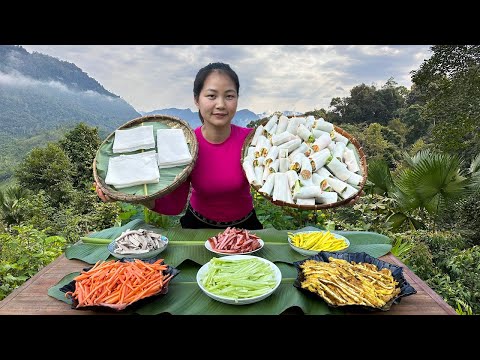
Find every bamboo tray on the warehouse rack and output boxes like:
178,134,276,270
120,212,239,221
94,114,198,203
241,116,367,210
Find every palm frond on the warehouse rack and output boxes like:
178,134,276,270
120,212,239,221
470,153,480,174
395,151,468,216
366,158,395,196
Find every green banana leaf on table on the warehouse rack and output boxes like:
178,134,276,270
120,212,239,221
51,220,393,315
65,220,392,266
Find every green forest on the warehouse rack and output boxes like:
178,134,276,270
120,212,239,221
1,45,479,314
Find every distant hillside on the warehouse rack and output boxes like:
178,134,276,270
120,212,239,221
143,108,260,128
0,45,140,141
0,45,141,183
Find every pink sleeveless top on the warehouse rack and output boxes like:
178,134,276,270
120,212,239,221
153,124,254,222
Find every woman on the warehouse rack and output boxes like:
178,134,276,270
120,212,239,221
96,62,263,230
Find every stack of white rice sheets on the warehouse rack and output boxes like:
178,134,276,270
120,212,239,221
105,125,160,189
242,114,363,206
156,128,193,169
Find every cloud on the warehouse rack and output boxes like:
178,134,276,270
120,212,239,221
0,70,119,104
21,45,432,114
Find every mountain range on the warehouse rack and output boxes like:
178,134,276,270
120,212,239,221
141,108,260,128
0,45,300,182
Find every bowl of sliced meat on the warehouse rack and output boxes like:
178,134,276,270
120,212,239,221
107,229,168,260
204,227,264,256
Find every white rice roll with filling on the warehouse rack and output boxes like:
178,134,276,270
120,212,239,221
272,131,297,146
253,156,265,167
254,135,268,157
278,138,302,153
294,186,322,200
267,123,278,138
247,146,256,158
331,141,347,160
264,145,279,167
304,144,313,157
278,148,289,159
312,173,329,190
332,131,349,145
295,117,306,125
279,157,290,173
269,158,280,174
305,115,315,130
346,172,363,186
340,183,359,199
260,137,272,157
262,163,271,183
326,157,350,181
264,114,278,133
316,191,338,204
311,133,331,152
285,117,300,135
297,124,315,143
275,115,289,134
296,198,316,206
259,173,276,196
243,157,259,186
325,176,348,196
272,172,292,203
299,176,314,187
310,148,332,172
286,170,299,190
343,148,360,173
300,156,312,181
290,153,307,172
327,141,336,151
313,118,334,132
289,142,309,160
316,166,334,178
250,125,264,146
325,177,358,199
254,165,264,186
312,129,332,139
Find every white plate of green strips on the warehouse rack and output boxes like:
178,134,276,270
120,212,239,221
196,255,282,305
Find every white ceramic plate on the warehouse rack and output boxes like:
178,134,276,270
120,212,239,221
288,231,350,256
196,255,282,305
107,235,169,260
204,239,264,256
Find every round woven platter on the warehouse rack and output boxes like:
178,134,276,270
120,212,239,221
241,117,368,210
94,114,198,203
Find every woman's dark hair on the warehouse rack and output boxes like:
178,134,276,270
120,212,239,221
193,62,240,123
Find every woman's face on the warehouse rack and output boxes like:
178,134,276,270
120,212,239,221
195,71,238,128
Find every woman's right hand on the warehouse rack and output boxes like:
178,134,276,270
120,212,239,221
94,182,112,202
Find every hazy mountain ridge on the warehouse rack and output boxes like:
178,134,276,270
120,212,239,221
141,108,303,128
0,45,141,140
0,45,115,97
142,108,260,128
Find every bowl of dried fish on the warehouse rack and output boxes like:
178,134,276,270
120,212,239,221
107,228,168,260
293,251,416,311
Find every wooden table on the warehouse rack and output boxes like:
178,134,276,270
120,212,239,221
0,253,456,315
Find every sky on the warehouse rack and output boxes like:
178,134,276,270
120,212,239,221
21,45,432,115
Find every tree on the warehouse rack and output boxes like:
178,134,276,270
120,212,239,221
0,185,30,226
15,143,75,205
59,123,101,189
411,45,480,165
329,80,406,126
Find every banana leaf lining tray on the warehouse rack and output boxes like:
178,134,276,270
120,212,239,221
94,114,198,203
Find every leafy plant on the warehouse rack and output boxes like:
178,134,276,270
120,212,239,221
0,225,66,300
390,237,413,260
455,299,473,315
